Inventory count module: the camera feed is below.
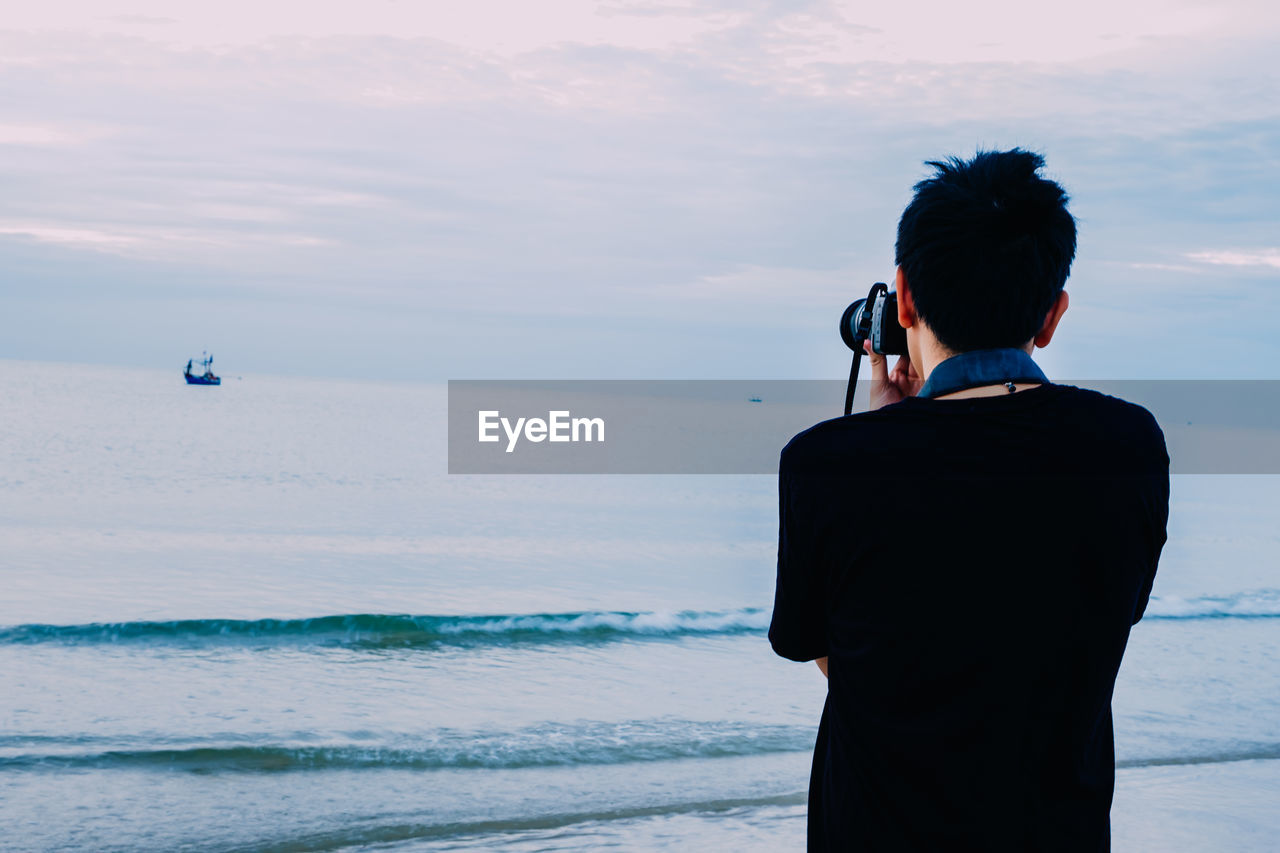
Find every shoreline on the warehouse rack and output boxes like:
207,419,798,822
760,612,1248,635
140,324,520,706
1112,757,1280,851
397,757,1280,851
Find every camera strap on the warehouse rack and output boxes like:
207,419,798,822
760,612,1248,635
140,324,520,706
917,348,1048,399
843,346,864,416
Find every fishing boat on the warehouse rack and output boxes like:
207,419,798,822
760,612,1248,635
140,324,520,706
183,353,221,386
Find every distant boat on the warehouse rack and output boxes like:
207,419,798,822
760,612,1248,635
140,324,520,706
749,396,763,403
183,353,221,386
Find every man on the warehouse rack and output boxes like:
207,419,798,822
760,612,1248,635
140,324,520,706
769,149,1169,851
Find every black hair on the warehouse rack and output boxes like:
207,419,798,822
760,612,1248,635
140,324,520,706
894,149,1077,353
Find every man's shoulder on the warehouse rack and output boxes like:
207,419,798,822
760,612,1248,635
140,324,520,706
1052,382,1154,418
780,383,1168,473
780,405,914,470
1050,384,1168,452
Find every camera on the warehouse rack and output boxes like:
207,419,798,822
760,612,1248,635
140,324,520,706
839,282,909,415
841,282,908,356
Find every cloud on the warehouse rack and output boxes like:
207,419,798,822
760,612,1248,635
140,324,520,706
1185,249,1280,269
0,123,108,146
103,13,175,25
8,0,1272,63
0,224,140,248
0,3,1277,379
0,220,334,259
1123,262,1199,274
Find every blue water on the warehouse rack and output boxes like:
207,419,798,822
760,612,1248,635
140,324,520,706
1,360,1278,851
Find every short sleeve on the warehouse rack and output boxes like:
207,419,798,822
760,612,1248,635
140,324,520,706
769,446,830,661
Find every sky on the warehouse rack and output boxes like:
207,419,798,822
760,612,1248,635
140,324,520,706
1,0,1277,380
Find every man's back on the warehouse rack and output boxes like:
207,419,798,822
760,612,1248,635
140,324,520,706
770,383,1169,851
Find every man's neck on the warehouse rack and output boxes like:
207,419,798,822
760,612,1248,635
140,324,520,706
919,343,1043,399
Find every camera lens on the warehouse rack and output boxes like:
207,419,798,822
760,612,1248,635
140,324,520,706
841,299,867,352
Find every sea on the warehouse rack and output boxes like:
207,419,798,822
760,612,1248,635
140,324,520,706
1,360,1278,851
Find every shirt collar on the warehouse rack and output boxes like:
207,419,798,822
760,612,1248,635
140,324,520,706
918,347,1048,399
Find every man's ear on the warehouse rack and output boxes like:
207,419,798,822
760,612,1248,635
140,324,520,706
1033,290,1069,348
894,267,915,329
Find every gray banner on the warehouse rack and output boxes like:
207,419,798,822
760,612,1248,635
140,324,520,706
448,380,1280,474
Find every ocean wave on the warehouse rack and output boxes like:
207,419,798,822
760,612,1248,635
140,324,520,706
9,727,1280,777
0,608,770,648
2,590,1274,649
1117,744,1280,768
0,720,812,773
222,793,810,852
1143,589,1280,620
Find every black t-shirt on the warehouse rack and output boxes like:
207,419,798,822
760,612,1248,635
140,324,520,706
769,383,1169,852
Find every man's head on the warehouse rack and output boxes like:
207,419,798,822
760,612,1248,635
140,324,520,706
893,149,1076,367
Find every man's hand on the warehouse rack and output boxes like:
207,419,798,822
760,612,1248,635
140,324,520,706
864,340,922,409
